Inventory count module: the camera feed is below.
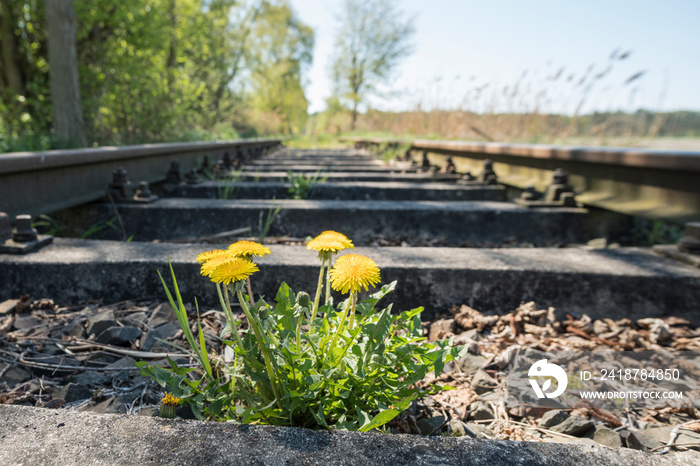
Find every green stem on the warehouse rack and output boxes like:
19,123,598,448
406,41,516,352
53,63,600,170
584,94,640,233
295,306,304,353
236,289,282,405
310,260,325,328
246,277,255,307
347,294,357,331
329,292,356,359
325,257,331,305
223,285,247,352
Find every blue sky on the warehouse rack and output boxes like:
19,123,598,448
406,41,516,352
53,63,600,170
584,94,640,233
290,0,700,115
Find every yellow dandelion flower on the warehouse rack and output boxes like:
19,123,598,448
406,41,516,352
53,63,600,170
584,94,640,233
200,252,237,277
227,240,271,259
159,392,180,419
329,254,381,294
209,257,259,285
196,249,228,264
307,230,354,254
161,392,180,406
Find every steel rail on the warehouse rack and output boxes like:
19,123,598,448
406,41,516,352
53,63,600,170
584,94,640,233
0,138,281,218
343,137,700,223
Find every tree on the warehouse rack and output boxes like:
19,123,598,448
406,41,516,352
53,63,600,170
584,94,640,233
247,0,314,134
45,0,86,147
331,0,415,130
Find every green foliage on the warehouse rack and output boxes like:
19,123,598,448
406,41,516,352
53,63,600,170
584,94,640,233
258,204,281,242
140,266,466,429
630,217,684,246
368,142,411,163
1,0,313,151
217,170,244,200
287,170,327,199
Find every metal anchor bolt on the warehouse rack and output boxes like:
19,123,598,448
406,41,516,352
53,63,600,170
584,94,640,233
421,151,431,168
185,168,201,184
477,159,498,185
544,168,575,203
201,155,211,172
223,151,233,169
443,156,457,174
108,167,132,201
166,159,184,184
12,214,38,243
519,186,540,201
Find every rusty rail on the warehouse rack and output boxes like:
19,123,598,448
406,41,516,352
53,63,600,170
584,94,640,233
344,137,700,223
0,138,281,218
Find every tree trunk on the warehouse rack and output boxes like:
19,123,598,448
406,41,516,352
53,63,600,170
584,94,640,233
0,0,24,94
351,102,358,130
45,0,86,147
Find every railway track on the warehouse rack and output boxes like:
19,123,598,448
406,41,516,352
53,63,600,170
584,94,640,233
0,141,699,318
1,139,700,462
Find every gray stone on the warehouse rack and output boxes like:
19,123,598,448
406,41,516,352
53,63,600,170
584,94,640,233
59,317,86,339
138,406,159,417
628,426,700,451
457,353,487,373
447,419,472,437
139,328,163,352
5,404,697,466
592,427,623,448
95,326,142,346
470,369,498,395
468,401,495,421
67,370,112,387
0,364,31,388
13,315,41,330
146,303,176,329
52,383,93,402
86,309,117,337
122,311,149,327
550,416,595,437
154,321,182,339
102,357,137,384
538,409,569,429
428,319,454,341
464,422,493,439
416,415,447,436
28,355,81,377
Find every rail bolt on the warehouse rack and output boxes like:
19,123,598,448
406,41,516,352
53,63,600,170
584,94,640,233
108,167,132,202
444,156,457,174
201,155,211,172
166,159,184,184
223,151,233,169
678,222,700,254
133,181,159,203
520,186,540,201
421,151,431,168
185,168,201,185
477,159,498,185
544,168,575,203
12,215,38,243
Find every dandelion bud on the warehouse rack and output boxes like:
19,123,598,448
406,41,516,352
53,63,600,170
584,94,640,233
296,291,311,308
259,306,270,320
